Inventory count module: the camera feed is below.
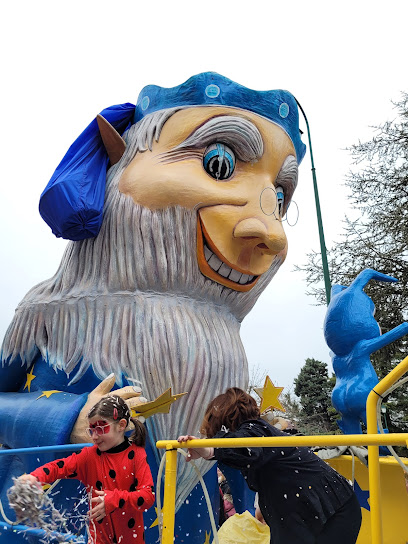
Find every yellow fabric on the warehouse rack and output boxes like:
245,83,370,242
214,511,270,544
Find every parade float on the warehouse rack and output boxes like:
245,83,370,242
0,72,407,544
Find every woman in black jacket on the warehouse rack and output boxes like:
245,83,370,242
178,387,361,544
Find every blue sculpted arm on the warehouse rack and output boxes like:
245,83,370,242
363,323,408,355
0,391,87,448
0,356,88,449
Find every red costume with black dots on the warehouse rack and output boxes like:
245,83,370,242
31,438,155,544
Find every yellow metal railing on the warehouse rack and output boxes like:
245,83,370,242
366,354,408,544
157,355,408,544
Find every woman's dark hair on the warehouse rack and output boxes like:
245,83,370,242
201,387,260,438
88,394,146,447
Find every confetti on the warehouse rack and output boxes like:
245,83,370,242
7,478,88,543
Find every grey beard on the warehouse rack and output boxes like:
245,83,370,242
1,179,284,507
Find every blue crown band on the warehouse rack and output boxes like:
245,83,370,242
134,72,306,164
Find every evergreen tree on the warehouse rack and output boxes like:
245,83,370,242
293,358,338,434
301,93,408,432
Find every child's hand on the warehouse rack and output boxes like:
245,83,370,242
177,435,214,462
90,490,106,521
17,474,42,489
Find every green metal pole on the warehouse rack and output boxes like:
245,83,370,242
295,98,331,305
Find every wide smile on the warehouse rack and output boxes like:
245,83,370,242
196,216,260,292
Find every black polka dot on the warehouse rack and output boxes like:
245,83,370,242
151,485,155,492
128,450,135,460
43,467,50,475
113,538,117,544
97,518,104,524
128,518,135,528
109,469,116,479
56,460,64,468
96,448,101,456
119,498,125,508
137,496,144,507
68,472,77,478
96,481,103,490
129,482,136,492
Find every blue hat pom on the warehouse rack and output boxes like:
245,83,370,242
39,103,135,241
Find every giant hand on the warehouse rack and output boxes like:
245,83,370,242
70,373,146,443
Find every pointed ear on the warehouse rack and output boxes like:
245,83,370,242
97,114,126,165
331,284,346,297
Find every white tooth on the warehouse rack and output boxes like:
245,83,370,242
239,274,250,284
218,263,232,278
229,269,242,282
247,275,255,282
204,246,212,261
208,254,223,271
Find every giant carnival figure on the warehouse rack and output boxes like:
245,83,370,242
0,72,306,543
324,268,408,435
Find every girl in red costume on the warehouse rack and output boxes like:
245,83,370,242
18,395,155,544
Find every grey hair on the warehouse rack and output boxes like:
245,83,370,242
159,115,264,164
123,107,182,153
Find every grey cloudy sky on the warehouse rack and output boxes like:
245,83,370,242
1,0,407,392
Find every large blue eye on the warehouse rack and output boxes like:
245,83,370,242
203,143,235,180
276,186,284,216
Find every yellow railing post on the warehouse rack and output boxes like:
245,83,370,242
366,354,408,544
161,445,178,544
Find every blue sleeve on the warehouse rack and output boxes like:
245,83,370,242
0,390,88,448
0,356,88,449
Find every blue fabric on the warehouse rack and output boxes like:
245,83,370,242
39,103,135,241
134,72,306,163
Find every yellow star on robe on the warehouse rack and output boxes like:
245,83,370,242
149,507,160,528
130,388,187,419
254,376,285,413
203,531,211,544
36,390,62,399
24,366,36,392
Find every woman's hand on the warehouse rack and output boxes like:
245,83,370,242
90,490,106,521
177,435,214,462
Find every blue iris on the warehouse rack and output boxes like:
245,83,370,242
203,143,235,180
276,186,285,215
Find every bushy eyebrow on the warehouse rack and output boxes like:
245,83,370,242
158,115,264,164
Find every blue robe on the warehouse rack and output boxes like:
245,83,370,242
0,356,252,544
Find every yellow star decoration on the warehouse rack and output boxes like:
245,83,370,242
24,366,36,392
254,376,285,413
149,507,160,528
131,388,187,419
203,531,211,544
36,390,62,399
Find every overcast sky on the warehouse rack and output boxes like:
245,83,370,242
1,1,407,393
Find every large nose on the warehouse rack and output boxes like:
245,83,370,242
233,217,287,253
233,180,288,253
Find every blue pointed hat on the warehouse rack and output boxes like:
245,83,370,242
39,72,306,241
